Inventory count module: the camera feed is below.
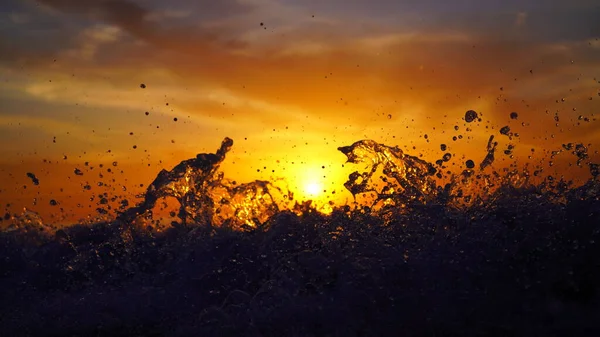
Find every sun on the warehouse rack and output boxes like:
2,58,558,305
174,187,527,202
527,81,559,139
303,180,323,199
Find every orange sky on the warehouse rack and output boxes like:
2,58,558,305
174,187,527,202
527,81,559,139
0,0,599,225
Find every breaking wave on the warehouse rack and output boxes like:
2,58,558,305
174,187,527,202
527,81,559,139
1,111,600,336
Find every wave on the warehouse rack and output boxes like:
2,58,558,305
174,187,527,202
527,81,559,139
1,112,599,336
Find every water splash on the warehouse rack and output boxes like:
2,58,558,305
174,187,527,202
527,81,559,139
338,139,438,208
117,138,284,230
479,135,497,170
105,128,600,232
3,125,600,337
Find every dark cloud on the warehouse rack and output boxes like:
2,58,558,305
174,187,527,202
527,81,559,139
5,0,599,134
0,1,80,65
296,0,599,43
35,0,255,50
0,34,66,65
156,0,255,20
524,8,600,42
0,0,25,13
0,38,24,63
62,22,596,127
434,7,600,43
35,0,161,42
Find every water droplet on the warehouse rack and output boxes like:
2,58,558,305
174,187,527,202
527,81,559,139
140,83,146,88
465,160,475,169
510,112,518,119
26,173,39,185
465,110,478,123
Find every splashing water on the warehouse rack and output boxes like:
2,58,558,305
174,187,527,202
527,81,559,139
117,137,285,230
93,126,599,233
5,126,599,233
2,118,600,337
338,139,438,208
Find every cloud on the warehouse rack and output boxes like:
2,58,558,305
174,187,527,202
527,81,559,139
61,24,121,60
35,0,256,53
145,9,190,22
10,12,600,132
1,0,596,157
515,12,527,27
0,114,103,154
9,12,31,24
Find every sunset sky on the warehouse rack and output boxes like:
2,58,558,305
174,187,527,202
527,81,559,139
1,0,599,224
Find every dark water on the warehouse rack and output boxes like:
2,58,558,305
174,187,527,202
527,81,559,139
1,116,600,336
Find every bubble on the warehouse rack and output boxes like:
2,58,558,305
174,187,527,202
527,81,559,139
465,110,478,123
387,114,392,119
49,199,58,206
442,153,452,162
510,112,518,119
465,160,475,169
440,144,447,151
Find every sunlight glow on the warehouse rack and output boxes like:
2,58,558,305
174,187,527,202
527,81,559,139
304,181,323,198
